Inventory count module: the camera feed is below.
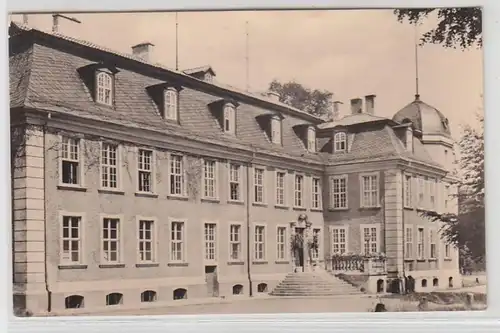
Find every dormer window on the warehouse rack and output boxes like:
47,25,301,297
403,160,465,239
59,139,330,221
334,132,347,152
164,88,178,121
307,126,316,152
271,116,282,145
223,103,236,134
96,71,113,106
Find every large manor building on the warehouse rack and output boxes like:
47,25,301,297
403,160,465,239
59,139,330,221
9,21,460,315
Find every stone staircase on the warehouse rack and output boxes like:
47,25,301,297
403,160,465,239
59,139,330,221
270,270,364,297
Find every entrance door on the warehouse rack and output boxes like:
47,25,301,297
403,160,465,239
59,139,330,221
293,228,305,272
205,265,219,297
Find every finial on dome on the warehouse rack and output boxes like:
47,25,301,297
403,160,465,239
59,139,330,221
415,94,420,101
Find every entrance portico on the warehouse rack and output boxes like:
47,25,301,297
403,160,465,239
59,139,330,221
290,214,315,273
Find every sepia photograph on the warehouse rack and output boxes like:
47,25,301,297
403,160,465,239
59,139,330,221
8,7,485,317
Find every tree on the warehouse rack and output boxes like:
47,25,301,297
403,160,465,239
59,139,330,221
394,7,482,49
268,80,334,119
421,115,484,261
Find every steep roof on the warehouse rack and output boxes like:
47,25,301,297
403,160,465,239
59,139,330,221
182,65,216,76
318,113,395,129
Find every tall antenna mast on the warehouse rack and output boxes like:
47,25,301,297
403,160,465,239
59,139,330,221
52,13,81,33
414,22,420,100
175,12,179,71
245,21,250,92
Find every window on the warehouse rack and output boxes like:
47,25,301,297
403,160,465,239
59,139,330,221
65,295,84,309
232,284,243,295
334,132,347,152
362,226,378,254
203,160,218,199
276,227,287,260
254,168,265,203
229,164,241,201
311,228,321,260
275,171,286,206
331,175,348,209
294,175,304,207
170,221,185,262
61,216,82,264
430,229,437,259
229,224,241,261
331,227,347,254
141,290,157,303
307,127,316,152
404,174,412,207
137,149,153,193
444,243,451,258
417,177,425,207
169,154,185,196
254,225,266,260
101,143,119,189
361,174,378,208
444,185,450,209
223,104,236,134
270,116,281,145
173,288,187,300
96,71,112,106
417,227,424,259
164,89,178,120
429,179,436,209
106,293,123,306
204,223,217,261
102,218,121,263
405,226,413,259
312,178,321,209
61,137,81,185
138,220,155,263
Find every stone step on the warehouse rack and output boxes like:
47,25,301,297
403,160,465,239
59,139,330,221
270,291,362,296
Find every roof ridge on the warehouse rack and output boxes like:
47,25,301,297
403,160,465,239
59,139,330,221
9,21,322,123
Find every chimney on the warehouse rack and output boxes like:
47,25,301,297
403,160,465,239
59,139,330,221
350,98,363,115
23,14,29,25
332,101,343,120
52,14,59,32
365,94,376,115
267,91,281,103
132,42,155,62
405,126,414,152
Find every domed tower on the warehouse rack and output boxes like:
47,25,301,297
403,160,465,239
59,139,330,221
392,94,455,172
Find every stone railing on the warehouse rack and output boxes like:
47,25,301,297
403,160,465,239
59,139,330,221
327,253,387,275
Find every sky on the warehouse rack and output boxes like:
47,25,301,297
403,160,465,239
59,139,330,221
10,10,483,139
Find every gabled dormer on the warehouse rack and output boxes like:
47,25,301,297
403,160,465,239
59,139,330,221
332,130,347,153
208,98,239,135
182,65,216,82
256,112,284,145
146,82,183,122
77,63,120,107
293,124,317,152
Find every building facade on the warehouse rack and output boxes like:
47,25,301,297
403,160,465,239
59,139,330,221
9,21,460,315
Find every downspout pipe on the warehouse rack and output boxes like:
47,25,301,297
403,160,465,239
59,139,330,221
246,147,256,297
43,112,52,312
400,161,412,294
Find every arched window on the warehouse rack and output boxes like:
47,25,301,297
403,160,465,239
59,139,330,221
270,116,282,145
257,283,268,293
334,132,347,152
448,277,454,288
141,290,157,302
232,284,244,295
376,279,384,293
173,288,187,300
96,71,113,106
307,126,316,152
433,278,439,287
421,279,427,288
223,103,236,134
65,295,84,309
106,292,123,306
164,88,178,121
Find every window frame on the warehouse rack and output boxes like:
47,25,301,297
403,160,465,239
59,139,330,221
169,218,187,264
95,71,114,106
360,224,380,254
168,153,187,197
136,148,155,194
330,175,348,210
223,103,236,135
333,132,347,153
100,142,122,191
228,162,242,202
59,212,86,267
404,225,414,260
59,135,85,188
311,226,322,260
293,174,305,208
202,159,219,200
359,172,380,208
253,167,266,204
276,225,288,261
203,221,219,263
163,87,179,121
311,177,322,210
136,216,158,264
417,226,425,260
100,214,124,266
275,170,287,207
404,173,413,209
330,226,348,255
307,126,316,152
228,223,243,262
270,116,282,145
429,228,437,260
253,223,267,262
